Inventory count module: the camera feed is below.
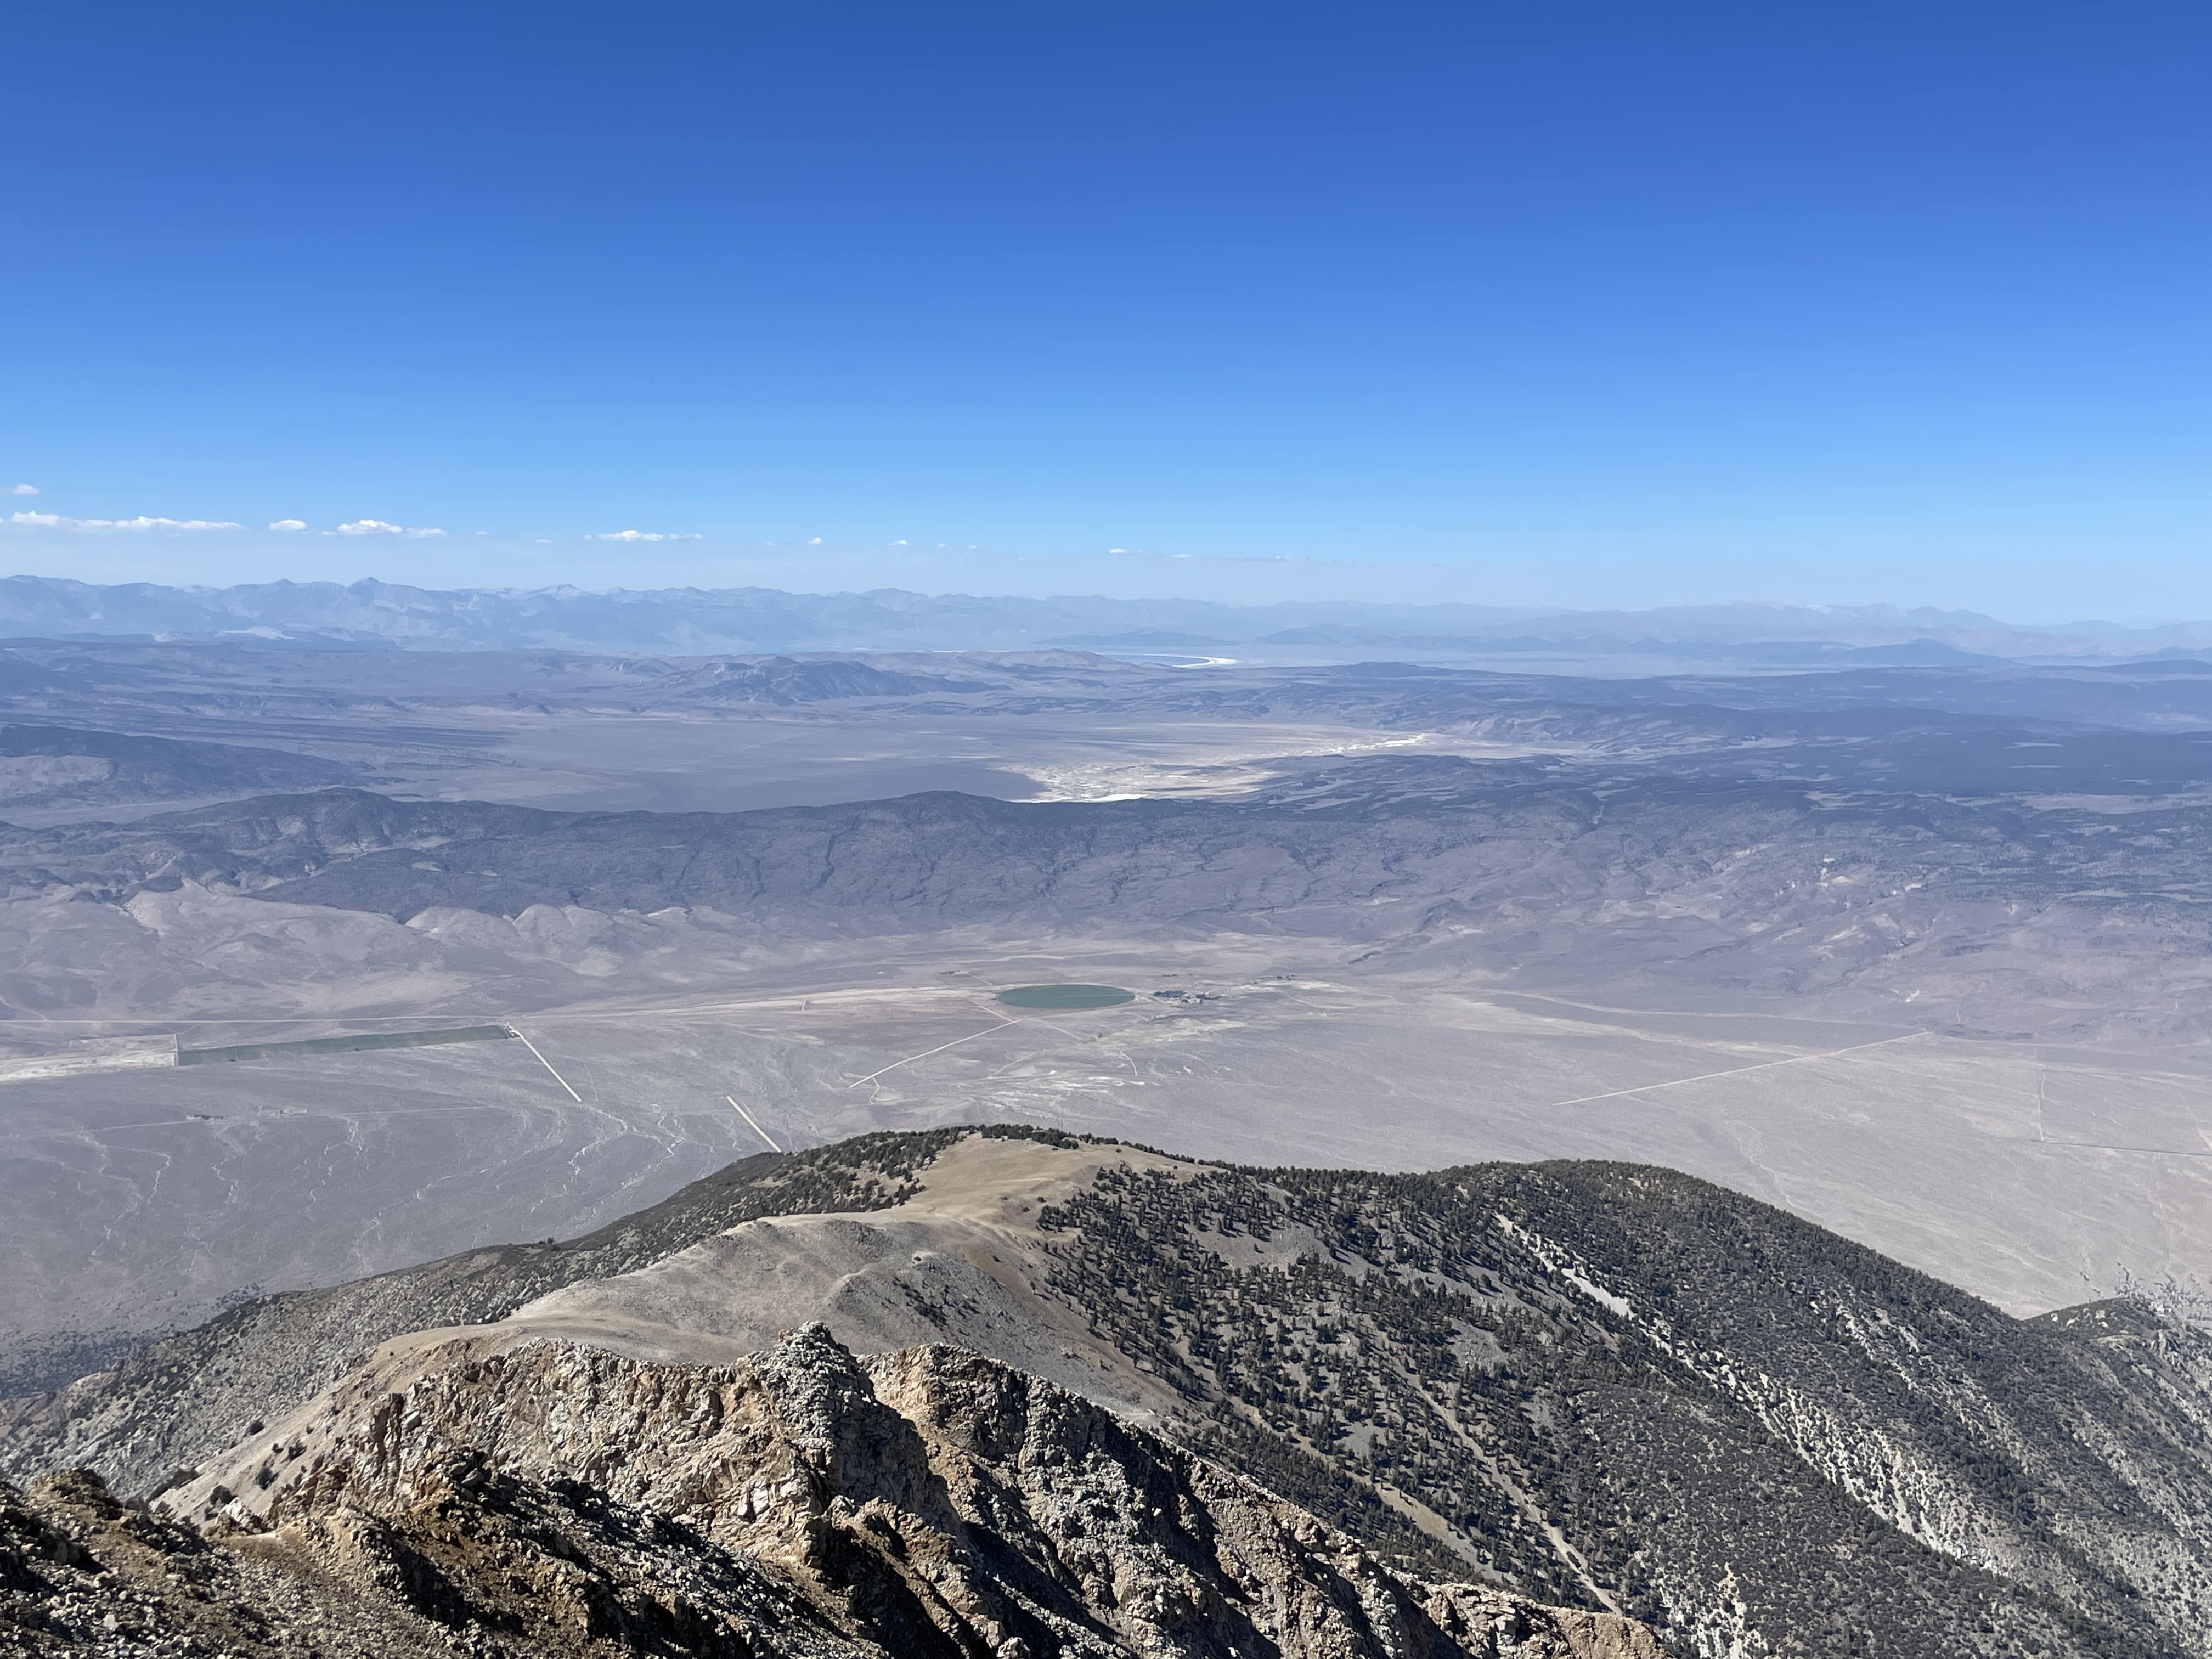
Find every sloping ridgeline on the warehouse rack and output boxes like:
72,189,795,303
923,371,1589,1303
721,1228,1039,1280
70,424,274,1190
5,1128,2210,1658
1034,1155,2212,1658
0,1133,978,1491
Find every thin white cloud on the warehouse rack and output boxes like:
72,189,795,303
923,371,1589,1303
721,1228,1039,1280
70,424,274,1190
10,510,240,532
590,529,703,543
329,518,445,538
8,484,36,496
808,536,823,545
269,518,309,531
891,538,909,545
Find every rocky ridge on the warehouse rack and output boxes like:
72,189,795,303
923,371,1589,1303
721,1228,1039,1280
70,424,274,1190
0,1132,969,1482
2,1325,1655,1659
8,1127,2211,1657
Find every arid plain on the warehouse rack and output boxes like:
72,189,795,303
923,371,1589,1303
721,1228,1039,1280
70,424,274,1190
3,636,2210,1390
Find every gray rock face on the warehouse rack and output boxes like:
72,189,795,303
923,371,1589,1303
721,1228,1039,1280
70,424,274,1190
0,1327,1658,1659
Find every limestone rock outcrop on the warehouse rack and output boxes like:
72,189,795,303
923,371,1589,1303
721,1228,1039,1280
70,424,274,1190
4,1326,1660,1658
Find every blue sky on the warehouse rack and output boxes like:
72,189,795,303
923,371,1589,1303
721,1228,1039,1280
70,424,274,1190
4,2,2209,614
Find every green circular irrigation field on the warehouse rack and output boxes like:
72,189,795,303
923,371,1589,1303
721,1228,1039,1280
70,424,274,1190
994,984,1137,1011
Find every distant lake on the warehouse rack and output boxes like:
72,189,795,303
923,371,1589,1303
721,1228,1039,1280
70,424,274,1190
996,984,1136,1011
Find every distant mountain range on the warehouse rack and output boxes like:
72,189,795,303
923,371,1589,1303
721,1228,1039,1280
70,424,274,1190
4,574,2205,659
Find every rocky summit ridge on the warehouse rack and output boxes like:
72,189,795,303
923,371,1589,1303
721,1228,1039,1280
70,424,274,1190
1,1323,1653,1659
5,1126,2212,1657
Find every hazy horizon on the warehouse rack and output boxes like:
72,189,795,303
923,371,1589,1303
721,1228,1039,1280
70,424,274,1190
10,4,2211,621
6,546,2212,629
8,568,2212,653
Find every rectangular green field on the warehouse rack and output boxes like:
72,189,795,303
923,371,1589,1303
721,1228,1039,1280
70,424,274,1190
176,1026,514,1066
